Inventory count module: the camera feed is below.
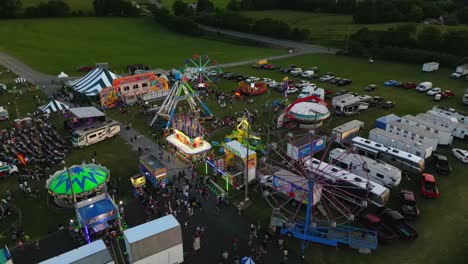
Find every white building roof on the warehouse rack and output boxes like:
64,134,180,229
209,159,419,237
124,215,180,244
388,120,438,139
69,107,105,119
224,140,256,158
39,240,112,264
369,128,432,149
401,115,452,133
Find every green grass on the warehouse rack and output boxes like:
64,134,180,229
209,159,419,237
242,11,468,48
0,17,284,75
21,0,94,13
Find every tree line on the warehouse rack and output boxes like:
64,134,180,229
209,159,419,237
347,24,468,65
0,0,140,18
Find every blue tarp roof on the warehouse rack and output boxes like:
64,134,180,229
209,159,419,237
76,197,117,226
376,113,400,122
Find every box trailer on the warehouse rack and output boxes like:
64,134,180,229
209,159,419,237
124,215,184,264
422,62,439,72
369,128,433,159
286,136,326,160
451,64,468,78
375,114,400,130
463,89,468,105
400,115,454,145
332,120,364,142
432,106,468,125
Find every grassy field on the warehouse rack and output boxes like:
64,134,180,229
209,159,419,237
21,0,94,13
0,17,284,75
243,11,468,48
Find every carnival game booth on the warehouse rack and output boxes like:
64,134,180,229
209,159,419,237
111,72,170,105
46,163,110,206
139,153,168,187
165,115,212,163
238,81,267,96
130,174,146,197
39,239,114,264
206,140,256,191
74,193,120,244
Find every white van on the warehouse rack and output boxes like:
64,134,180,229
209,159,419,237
301,70,315,78
298,86,315,99
329,148,402,188
0,106,9,121
416,82,433,92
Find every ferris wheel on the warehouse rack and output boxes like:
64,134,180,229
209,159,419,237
259,130,377,253
184,54,220,87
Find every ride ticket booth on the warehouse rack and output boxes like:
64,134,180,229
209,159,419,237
139,153,169,187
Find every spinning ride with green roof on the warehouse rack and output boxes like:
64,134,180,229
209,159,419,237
46,164,110,199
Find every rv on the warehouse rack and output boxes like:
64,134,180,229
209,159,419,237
329,148,402,188
369,128,433,159
386,121,439,151
72,120,120,147
400,115,453,145
351,136,425,175
417,113,468,140
332,94,371,115
332,120,364,143
432,106,468,125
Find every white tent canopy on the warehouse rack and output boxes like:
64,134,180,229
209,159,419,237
15,77,27,84
39,100,70,114
67,68,117,96
57,72,69,78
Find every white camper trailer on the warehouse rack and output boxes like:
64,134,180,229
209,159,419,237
351,136,425,174
417,113,468,140
369,128,433,159
332,120,364,142
72,120,120,147
400,115,453,145
329,148,402,188
432,106,468,125
332,94,371,115
422,62,439,72
386,121,439,151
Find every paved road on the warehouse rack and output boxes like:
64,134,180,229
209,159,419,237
0,51,57,84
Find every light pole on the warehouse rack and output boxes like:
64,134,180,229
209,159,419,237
244,127,249,202
62,160,77,203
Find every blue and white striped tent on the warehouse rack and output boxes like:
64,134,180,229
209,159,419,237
40,100,69,114
68,68,117,96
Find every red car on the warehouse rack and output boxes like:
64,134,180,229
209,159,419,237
262,64,277,70
421,173,439,198
441,90,455,98
400,82,417,89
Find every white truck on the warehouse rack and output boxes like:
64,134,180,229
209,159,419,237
300,70,315,78
72,120,120,147
415,82,433,92
297,86,315,99
0,106,9,121
463,88,468,105
0,162,18,178
451,64,468,79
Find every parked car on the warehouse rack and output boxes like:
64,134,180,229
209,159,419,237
399,82,417,89
262,78,274,83
262,64,277,70
301,70,315,78
337,79,352,86
224,73,238,80
267,81,280,88
280,64,297,73
306,74,318,80
286,87,298,94
379,208,418,240
308,66,319,72
400,190,420,218
435,90,455,101
290,68,303,76
297,80,312,88
452,148,468,163
384,80,399,86
329,77,342,84
335,89,349,96
358,213,398,244
246,76,260,83
433,154,452,174
415,82,433,92
364,84,377,92
382,101,395,109
324,72,334,76
427,87,442,95
421,173,439,198
0,162,18,178
319,75,334,82
77,66,94,72
369,96,384,107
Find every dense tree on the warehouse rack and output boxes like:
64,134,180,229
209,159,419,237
0,0,21,18
442,30,468,55
408,5,424,22
197,0,214,12
93,0,139,17
172,0,188,16
457,6,468,24
417,26,442,51
227,0,241,11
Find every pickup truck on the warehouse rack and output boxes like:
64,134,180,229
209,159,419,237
379,208,418,240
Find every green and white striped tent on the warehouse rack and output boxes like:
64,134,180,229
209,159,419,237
67,68,117,96
40,100,69,114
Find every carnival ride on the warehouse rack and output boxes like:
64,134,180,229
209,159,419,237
149,75,213,129
237,81,268,96
184,54,221,89
279,95,330,128
224,119,266,152
260,131,378,255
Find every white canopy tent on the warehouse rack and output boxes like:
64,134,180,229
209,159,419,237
15,77,27,84
57,72,69,78
39,100,70,114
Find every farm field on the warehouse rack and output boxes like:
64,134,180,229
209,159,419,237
242,10,468,47
0,17,284,75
